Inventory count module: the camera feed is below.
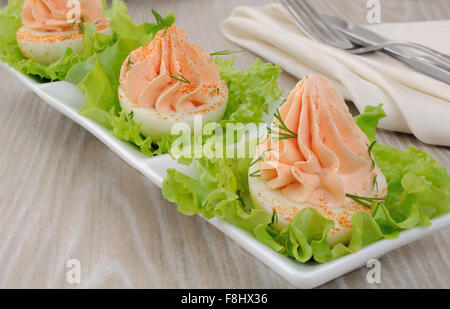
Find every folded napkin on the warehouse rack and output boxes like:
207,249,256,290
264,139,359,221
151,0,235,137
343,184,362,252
222,4,450,146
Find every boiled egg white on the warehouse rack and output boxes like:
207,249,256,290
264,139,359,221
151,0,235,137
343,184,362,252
248,160,388,246
16,25,112,65
118,78,228,140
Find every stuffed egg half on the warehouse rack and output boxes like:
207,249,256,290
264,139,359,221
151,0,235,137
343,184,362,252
249,75,387,246
16,0,110,65
118,24,228,140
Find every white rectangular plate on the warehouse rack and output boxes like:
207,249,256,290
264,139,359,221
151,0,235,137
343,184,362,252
4,62,450,289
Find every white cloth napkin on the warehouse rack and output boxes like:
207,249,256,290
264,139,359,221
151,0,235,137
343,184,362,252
222,4,450,146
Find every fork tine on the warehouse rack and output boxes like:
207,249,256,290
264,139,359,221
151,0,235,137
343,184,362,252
288,0,334,42
280,0,319,41
281,0,342,46
294,0,339,43
280,0,355,50
296,0,354,49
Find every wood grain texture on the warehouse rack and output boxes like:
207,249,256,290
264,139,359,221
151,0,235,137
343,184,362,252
0,0,449,289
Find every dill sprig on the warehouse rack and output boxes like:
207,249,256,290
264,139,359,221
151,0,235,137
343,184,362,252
78,17,85,34
249,149,274,178
271,209,278,224
368,141,377,169
268,108,298,141
371,174,379,192
237,192,246,208
152,9,171,35
69,16,85,34
126,58,134,70
210,50,244,56
346,193,384,208
168,73,191,84
367,141,378,191
249,148,273,168
249,170,261,178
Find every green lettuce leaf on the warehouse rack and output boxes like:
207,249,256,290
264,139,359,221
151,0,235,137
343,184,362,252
108,10,175,46
74,33,140,128
373,145,450,225
162,157,272,230
0,0,128,81
110,110,179,157
354,104,386,142
77,56,117,128
109,16,152,46
162,104,450,263
102,0,129,19
216,57,282,124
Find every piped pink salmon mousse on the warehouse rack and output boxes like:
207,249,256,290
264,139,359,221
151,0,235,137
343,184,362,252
117,24,228,139
119,24,228,113
21,0,105,32
249,75,387,244
16,0,110,64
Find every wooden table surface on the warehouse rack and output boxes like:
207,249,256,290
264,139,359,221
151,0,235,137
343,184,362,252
0,0,449,289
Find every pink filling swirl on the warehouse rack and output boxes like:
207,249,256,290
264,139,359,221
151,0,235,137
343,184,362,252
259,75,374,207
22,0,104,32
120,24,223,113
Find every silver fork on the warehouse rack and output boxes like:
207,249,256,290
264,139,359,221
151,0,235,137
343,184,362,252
280,0,450,70
348,41,450,60
348,40,450,70
280,0,354,49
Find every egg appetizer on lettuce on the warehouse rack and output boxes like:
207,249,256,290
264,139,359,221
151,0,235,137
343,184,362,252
16,0,111,65
249,75,387,246
118,24,228,139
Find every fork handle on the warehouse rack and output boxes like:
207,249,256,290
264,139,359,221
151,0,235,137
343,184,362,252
389,51,450,84
351,40,450,68
389,40,450,63
350,41,450,70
